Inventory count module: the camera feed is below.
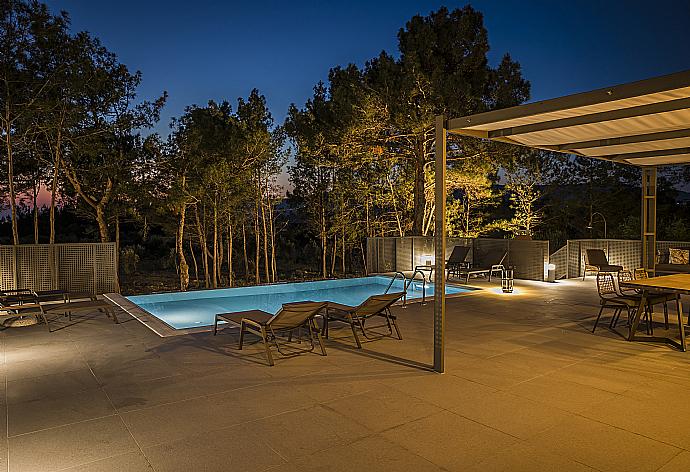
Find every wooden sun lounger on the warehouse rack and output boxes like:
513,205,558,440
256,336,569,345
456,250,507,284
323,292,405,348
214,301,327,366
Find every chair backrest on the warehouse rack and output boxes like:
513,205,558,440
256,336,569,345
586,249,609,266
354,292,405,317
482,249,507,267
447,245,470,264
617,270,633,285
268,301,327,330
596,273,617,297
634,268,649,279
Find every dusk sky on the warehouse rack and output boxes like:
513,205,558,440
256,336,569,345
44,0,690,137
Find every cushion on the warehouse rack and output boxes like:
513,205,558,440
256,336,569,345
669,248,690,265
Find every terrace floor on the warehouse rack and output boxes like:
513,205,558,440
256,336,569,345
2,277,690,471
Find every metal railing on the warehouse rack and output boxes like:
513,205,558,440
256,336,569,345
385,271,408,306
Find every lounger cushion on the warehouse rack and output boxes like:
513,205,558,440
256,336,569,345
217,310,273,325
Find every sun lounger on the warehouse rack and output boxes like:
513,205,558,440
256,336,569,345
322,292,405,348
446,245,471,279
0,291,117,332
455,249,507,284
214,301,327,366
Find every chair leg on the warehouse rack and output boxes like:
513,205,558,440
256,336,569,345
347,314,362,348
238,321,245,349
593,305,605,333
41,311,51,333
664,302,669,330
647,304,654,336
609,307,621,328
312,319,327,356
260,326,274,366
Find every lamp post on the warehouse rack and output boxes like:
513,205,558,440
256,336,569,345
587,211,607,239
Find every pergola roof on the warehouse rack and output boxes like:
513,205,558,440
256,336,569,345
447,69,690,167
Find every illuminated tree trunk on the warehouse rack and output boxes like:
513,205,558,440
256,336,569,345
194,205,210,288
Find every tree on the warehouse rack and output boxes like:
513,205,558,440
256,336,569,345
0,0,70,244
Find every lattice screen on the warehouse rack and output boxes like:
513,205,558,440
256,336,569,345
473,239,510,269
509,239,549,281
396,237,413,271
0,243,117,294
0,247,16,290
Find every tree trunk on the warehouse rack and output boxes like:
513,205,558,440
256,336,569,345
175,204,189,290
341,227,346,274
268,198,277,282
331,234,337,276
95,205,109,242
33,179,39,244
242,222,249,281
260,191,270,283
212,199,218,288
320,202,327,278
49,130,61,244
360,241,368,275
194,205,210,288
254,196,261,284
412,136,425,236
217,226,224,286
227,223,233,287
189,239,199,286
5,128,18,245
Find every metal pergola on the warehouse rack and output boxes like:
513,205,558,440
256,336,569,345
432,69,690,373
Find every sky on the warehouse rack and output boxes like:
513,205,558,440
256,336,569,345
44,0,690,135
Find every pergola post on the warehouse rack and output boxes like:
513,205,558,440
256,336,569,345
641,167,657,273
433,115,447,373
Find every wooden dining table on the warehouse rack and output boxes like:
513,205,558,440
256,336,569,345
620,273,690,351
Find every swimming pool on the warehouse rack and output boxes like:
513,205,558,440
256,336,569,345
125,276,472,330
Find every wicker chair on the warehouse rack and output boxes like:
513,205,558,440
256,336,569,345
593,273,642,333
631,268,677,329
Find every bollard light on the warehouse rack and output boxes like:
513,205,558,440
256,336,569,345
501,268,514,293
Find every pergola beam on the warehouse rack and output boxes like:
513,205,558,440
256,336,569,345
608,147,690,163
555,128,690,152
446,69,690,131
487,97,690,139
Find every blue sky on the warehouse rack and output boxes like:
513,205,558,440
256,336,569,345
45,0,690,137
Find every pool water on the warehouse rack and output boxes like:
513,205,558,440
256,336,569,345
126,276,472,330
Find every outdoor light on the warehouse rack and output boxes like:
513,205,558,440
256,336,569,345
587,212,607,238
501,268,514,293
547,263,556,283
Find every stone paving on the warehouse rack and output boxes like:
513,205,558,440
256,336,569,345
2,278,690,471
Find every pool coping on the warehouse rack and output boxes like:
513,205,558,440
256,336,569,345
106,277,482,338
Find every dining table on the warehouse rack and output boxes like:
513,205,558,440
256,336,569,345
619,273,690,351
